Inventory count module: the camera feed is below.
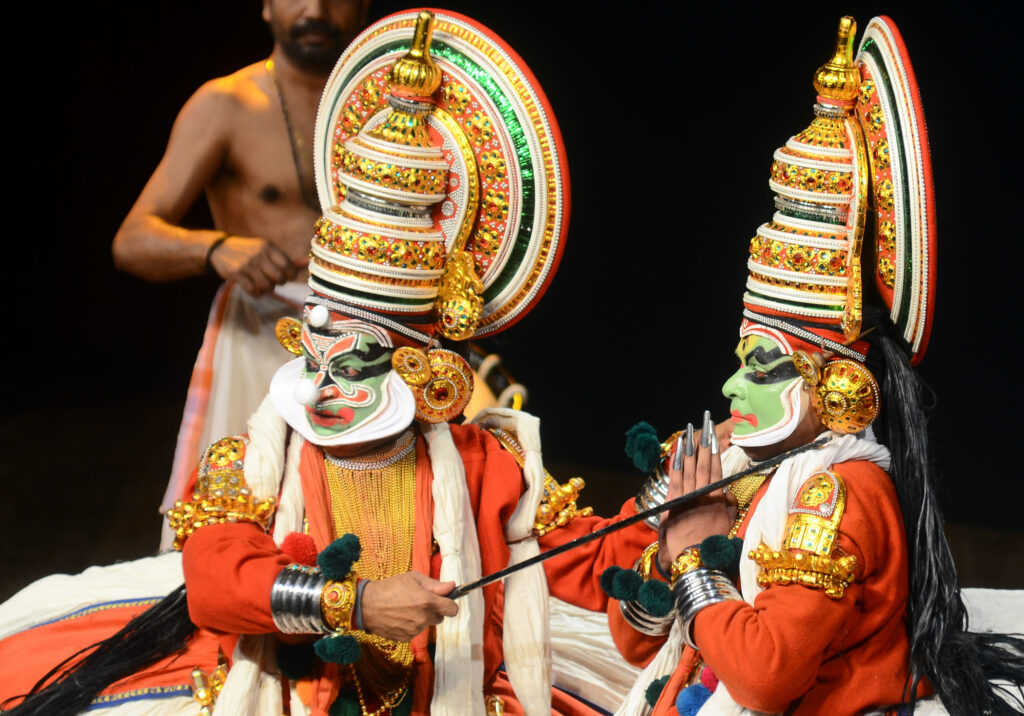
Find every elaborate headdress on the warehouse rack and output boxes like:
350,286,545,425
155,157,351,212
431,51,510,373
309,9,569,340
273,9,570,435
741,16,936,435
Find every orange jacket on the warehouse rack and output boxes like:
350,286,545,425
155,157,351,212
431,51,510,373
610,459,927,715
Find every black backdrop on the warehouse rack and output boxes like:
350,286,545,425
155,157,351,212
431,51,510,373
3,2,1020,594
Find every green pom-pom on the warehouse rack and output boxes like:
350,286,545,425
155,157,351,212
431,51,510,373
612,568,643,601
600,566,622,597
637,579,674,617
328,692,361,716
624,421,662,474
645,674,671,706
276,642,315,680
313,632,362,664
318,533,362,580
700,534,742,574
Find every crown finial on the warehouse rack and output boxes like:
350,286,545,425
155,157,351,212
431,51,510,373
813,16,860,102
388,11,441,98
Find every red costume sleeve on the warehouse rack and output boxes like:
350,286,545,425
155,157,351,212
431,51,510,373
541,499,656,612
182,522,291,634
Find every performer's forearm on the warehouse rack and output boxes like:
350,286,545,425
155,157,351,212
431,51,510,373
112,214,222,281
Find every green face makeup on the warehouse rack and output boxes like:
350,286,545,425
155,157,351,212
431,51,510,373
722,335,802,438
301,327,394,437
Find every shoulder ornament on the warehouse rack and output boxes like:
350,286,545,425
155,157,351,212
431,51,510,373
750,470,857,599
167,436,277,550
486,426,593,536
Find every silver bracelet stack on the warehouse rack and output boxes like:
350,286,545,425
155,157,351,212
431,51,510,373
619,555,675,636
619,595,675,636
634,460,669,530
270,564,330,634
673,568,742,649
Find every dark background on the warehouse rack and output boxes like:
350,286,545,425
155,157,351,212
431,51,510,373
3,2,1021,599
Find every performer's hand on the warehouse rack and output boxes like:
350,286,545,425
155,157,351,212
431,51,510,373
360,571,459,642
658,426,734,572
208,235,296,296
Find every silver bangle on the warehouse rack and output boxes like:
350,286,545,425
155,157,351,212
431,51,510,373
674,568,742,649
619,596,675,636
634,461,669,530
270,564,329,634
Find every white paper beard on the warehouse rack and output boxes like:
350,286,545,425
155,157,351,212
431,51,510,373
730,378,807,448
270,357,416,447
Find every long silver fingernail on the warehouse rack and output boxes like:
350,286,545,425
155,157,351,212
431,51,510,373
671,435,684,470
711,428,720,455
700,410,712,447
685,423,695,457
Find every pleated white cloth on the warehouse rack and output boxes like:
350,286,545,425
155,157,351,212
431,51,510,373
473,407,552,715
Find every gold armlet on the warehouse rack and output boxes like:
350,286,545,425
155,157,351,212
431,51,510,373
636,541,661,580
321,576,358,632
486,427,594,537
167,436,277,551
534,473,594,537
750,543,858,599
670,547,703,584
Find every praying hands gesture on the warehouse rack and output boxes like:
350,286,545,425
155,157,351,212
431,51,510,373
657,414,736,573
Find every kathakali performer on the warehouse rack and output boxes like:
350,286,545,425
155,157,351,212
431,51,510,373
605,16,1024,716
0,11,652,715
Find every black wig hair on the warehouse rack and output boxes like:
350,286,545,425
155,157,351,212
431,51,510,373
6,585,195,716
864,306,1024,714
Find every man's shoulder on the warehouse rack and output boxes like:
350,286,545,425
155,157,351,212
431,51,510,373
185,61,270,118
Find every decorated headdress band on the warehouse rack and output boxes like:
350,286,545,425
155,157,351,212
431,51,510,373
308,9,570,344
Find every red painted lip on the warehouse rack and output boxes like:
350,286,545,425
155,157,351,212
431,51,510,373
730,410,758,427
307,408,354,427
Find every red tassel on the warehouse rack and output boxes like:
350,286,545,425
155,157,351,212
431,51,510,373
282,532,318,566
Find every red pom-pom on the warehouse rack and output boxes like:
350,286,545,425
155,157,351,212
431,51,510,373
281,532,318,566
699,666,719,693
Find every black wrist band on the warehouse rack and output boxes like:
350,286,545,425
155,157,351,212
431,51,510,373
205,233,231,273
654,552,673,582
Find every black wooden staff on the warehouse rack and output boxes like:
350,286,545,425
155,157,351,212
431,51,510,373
445,437,831,600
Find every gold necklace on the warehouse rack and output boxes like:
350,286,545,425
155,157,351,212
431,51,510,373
323,436,417,710
349,662,412,716
725,468,774,538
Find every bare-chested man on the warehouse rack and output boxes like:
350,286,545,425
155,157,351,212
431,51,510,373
112,0,369,538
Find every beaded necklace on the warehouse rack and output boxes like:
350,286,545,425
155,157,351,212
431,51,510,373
323,429,417,714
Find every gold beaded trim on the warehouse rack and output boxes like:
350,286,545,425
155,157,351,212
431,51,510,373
167,436,276,551
749,543,857,599
321,576,358,632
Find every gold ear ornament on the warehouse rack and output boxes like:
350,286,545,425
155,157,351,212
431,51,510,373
275,317,303,356
393,348,474,423
811,359,880,434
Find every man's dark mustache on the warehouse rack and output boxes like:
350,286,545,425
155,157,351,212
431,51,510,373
290,19,342,40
